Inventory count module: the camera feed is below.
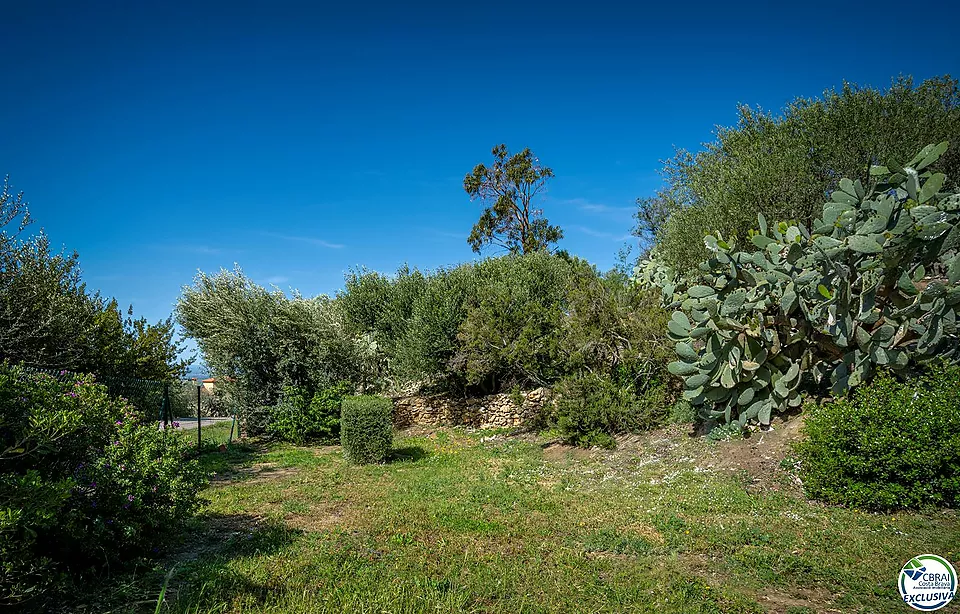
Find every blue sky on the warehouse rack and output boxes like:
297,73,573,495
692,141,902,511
2,0,958,344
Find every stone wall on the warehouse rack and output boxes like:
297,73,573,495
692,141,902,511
393,388,550,429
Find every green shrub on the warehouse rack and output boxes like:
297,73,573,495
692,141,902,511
394,265,476,385
452,253,573,393
561,269,674,390
61,410,206,561
0,365,205,605
638,142,960,428
267,383,349,443
177,267,365,411
667,399,697,425
339,266,426,357
340,396,393,464
334,254,676,400
794,366,960,510
639,76,960,273
548,373,668,449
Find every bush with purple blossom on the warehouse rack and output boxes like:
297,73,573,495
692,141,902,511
0,363,206,605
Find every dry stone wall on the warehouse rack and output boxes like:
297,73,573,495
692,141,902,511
393,388,550,429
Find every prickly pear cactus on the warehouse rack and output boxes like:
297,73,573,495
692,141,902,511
635,142,960,426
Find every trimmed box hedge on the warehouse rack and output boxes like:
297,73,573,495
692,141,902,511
340,395,393,464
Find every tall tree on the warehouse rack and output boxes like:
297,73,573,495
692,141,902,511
638,75,960,272
177,266,363,407
0,177,188,378
463,144,562,254
0,176,30,244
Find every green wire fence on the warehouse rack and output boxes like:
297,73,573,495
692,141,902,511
15,365,239,449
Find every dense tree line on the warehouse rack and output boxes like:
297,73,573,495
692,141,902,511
176,254,675,442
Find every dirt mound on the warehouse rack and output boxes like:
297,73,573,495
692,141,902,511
701,411,805,492
566,413,808,493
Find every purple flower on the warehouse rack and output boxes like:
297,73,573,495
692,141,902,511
173,421,180,428
59,370,67,376
128,495,134,502
107,519,113,524
151,486,157,492
115,420,122,426
90,482,97,488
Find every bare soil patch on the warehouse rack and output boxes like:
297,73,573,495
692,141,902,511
755,587,842,613
542,442,593,462
707,413,804,473
701,412,806,493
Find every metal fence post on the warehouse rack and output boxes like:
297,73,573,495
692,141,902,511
162,382,170,428
197,384,202,448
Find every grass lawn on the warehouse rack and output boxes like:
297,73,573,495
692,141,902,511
172,420,238,449
131,422,958,613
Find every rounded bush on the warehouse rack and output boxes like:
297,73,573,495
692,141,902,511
340,396,393,464
548,373,667,449
794,366,960,511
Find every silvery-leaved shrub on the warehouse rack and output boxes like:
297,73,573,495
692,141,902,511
635,143,960,426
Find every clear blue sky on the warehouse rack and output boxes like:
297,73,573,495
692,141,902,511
2,0,958,336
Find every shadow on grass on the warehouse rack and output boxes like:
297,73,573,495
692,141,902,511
175,513,301,561
193,441,261,476
48,512,301,614
388,445,429,463
152,513,303,612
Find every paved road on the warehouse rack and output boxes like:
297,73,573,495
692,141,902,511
167,416,234,430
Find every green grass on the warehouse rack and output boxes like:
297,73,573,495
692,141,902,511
173,420,238,449
125,427,959,613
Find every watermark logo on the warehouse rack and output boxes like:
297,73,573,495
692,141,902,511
899,554,956,611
